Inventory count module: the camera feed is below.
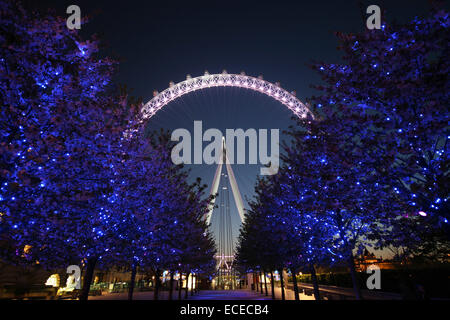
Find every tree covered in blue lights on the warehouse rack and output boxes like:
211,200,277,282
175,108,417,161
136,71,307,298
0,0,216,300
310,6,449,259
105,131,216,300
0,0,126,269
280,114,403,299
237,5,449,301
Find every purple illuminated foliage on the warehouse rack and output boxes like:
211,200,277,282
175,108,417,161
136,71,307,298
236,6,449,300
0,0,215,300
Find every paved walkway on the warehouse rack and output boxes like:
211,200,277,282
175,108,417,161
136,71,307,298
247,285,315,300
188,290,271,300
89,286,316,300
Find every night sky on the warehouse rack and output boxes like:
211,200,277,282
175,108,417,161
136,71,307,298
27,0,439,254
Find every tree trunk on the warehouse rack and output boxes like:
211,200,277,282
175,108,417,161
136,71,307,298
79,257,98,301
252,272,256,290
259,270,263,294
153,269,160,300
178,273,183,300
169,271,174,300
128,262,137,301
185,272,190,299
190,273,194,296
195,276,199,293
279,269,285,300
310,264,321,301
291,268,299,301
263,270,268,296
270,271,275,300
348,253,363,300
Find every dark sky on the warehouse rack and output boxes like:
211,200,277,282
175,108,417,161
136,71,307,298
27,0,438,254
28,0,436,102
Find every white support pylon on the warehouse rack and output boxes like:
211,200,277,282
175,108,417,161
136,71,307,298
205,137,245,225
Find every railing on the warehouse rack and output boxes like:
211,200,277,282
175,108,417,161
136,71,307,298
292,283,402,300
